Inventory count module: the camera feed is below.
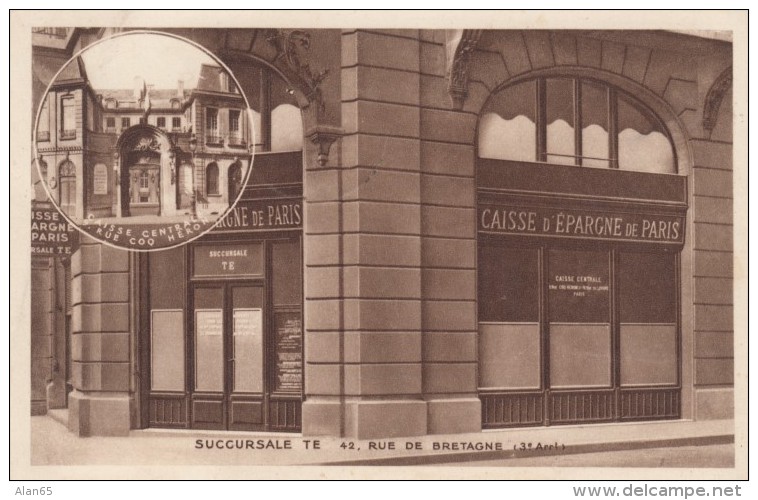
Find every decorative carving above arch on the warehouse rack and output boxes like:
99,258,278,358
265,29,329,111
116,124,173,155
446,29,483,110
702,66,732,135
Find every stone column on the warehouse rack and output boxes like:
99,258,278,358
302,29,427,439
68,239,132,436
31,256,53,416
418,30,481,434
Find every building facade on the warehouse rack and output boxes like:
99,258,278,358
31,27,734,439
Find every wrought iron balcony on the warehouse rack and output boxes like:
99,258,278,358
60,129,76,140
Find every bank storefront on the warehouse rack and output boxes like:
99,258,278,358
142,152,303,431
31,27,733,440
476,77,687,428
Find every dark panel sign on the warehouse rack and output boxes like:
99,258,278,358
192,243,263,277
479,204,685,245
214,199,302,232
274,311,302,393
548,249,610,323
31,206,79,255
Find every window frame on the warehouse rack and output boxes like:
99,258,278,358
205,162,219,196
480,77,676,173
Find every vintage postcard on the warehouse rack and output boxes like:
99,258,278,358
9,10,748,481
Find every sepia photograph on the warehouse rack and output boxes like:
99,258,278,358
10,9,747,482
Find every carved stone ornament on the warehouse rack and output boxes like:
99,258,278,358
702,66,732,134
133,136,161,152
306,125,342,167
266,29,329,109
447,29,483,110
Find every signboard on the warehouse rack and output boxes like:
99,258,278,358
215,199,302,232
192,243,263,277
195,309,223,336
274,311,302,392
93,163,108,195
31,206,79,255
478,204,685,245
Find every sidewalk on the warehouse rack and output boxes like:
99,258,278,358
31,411,734,470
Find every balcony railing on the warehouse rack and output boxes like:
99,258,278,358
227,135,247,148
205,134,223,146
36,131,50,142
60,129,76,140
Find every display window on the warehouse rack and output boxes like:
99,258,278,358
477,77,685,428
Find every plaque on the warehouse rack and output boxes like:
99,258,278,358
93,163,108,195
192,243,263,277
195,309,222,336
274,311,302,392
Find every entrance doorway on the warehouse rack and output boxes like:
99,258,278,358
191,282,265,430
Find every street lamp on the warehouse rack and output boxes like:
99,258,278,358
188,133,197,217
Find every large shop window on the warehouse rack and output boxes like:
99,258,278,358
479,77,676,173
477,75,685,428
478,245,540,390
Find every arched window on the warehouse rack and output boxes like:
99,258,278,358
58,159,76,216
206,162,219,195
478,77,676,174
244,65,303,153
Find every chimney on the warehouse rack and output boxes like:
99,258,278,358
177,80,185,98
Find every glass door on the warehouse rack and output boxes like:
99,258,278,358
190,283,264,430
547,248,614,424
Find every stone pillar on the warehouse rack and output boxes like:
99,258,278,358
302,29,428,439
46,257,68,409
31,256,53,415
418,30,481,434
68,239,132,436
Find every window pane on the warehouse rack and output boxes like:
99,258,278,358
478,245,538,322
619,252,676,323
151,310,185,391
62,97,75,131
272,238,302,306
550,324,611,388
206,163,218,195
581,81,610,167
618,96,675,173
232,286,264,393
270,73,303,152
620,324,677,386
194,287,223,392
546,78,575,165
479,323,540,389
478,80,536,161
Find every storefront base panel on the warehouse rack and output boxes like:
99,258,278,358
46,379,67,410
426,398,481,434
68,391,131,437
346,400,427,440
694,387,734,420
302,399,343,437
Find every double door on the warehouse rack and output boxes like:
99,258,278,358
191,282,266,430
189,279,303,431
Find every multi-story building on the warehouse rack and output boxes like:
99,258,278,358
35,49,252,222
30,27,736,444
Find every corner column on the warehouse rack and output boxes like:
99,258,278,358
68,239,133,436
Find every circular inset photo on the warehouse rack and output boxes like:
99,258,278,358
34,31,255,251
